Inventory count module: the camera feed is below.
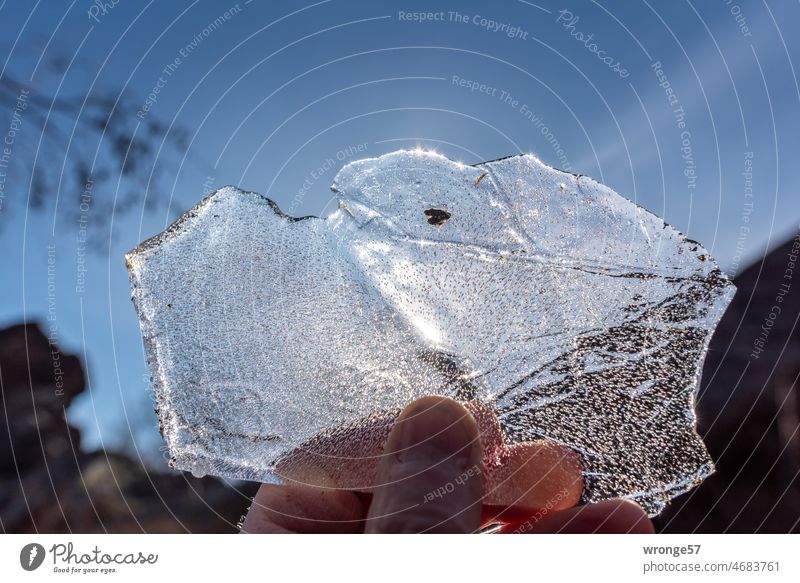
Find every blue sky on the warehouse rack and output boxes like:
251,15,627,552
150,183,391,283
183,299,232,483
1,0,798,462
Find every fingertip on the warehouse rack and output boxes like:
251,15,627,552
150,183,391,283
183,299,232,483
365,395,484,533
483,440,584,521
397,396,480,436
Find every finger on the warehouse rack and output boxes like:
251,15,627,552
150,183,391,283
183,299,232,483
273,411,396,491
273,401,505,492
482,440,584,524
497,499,655,534
274,398,584,527
241,482,366,533
365,396,484,533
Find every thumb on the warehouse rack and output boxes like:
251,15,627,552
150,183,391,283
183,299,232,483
365,396,484,533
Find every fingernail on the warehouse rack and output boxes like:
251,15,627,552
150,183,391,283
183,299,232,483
392,397,478,468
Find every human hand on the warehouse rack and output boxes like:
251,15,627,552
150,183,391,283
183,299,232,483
241,396,654,533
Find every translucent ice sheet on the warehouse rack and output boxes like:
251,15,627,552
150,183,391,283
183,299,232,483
126,150,735,515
